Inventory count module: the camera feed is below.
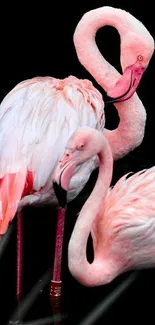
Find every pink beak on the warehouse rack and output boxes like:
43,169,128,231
106,61,145,104
53,152,76,207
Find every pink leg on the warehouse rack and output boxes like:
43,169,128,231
50,207,66,319
16,211,23,301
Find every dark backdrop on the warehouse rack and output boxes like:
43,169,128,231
1,1,155,324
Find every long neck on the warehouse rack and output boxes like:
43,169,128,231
68,137,113,286
74,7,146,160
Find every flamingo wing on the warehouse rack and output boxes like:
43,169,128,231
102,166,155,225
0,76,104,233
91,166,155,259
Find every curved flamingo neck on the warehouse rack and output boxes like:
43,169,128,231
74,7,133,91
68,135,113,286
74,6,146,160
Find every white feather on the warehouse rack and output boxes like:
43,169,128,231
0,76,104,202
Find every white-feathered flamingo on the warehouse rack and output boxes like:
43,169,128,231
0,6,153,308
53,127,155,287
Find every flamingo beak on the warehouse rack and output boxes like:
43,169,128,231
105,61,145,104
53,181,67,208
53,153,76,208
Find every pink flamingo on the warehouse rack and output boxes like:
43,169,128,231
53,126,155,286
73,6,154,158
0,5,153,310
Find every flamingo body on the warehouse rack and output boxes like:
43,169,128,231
94,166,155,273
53,128,155,287
0,76,104,234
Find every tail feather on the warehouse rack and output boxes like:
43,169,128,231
0,168,29,235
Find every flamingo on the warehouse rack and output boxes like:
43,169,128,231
73,6,154,158
0,5,153,308
53,127,155,287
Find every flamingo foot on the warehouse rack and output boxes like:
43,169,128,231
49,207,66,323
16,211,23,301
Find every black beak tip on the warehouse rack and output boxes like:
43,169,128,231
53,181,67,208
104,94,118,105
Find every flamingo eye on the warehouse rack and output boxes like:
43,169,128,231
137,55,143,61
77,144,84,150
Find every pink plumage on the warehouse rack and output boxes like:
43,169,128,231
0,4,154,234
0,76,104,233
53,127,155,287
98,166,155,271
102,167,155,222
0,5,154,302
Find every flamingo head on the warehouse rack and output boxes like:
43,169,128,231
53,127,103,207
106,31,154,104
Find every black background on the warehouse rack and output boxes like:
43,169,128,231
1,1,155,324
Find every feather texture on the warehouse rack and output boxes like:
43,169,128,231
91,166,155,272
0,76,104,233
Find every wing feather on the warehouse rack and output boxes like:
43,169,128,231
100,166,155,234
0,77,104,192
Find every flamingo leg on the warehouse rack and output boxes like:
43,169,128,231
16,211,23,301
50,207,66,321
